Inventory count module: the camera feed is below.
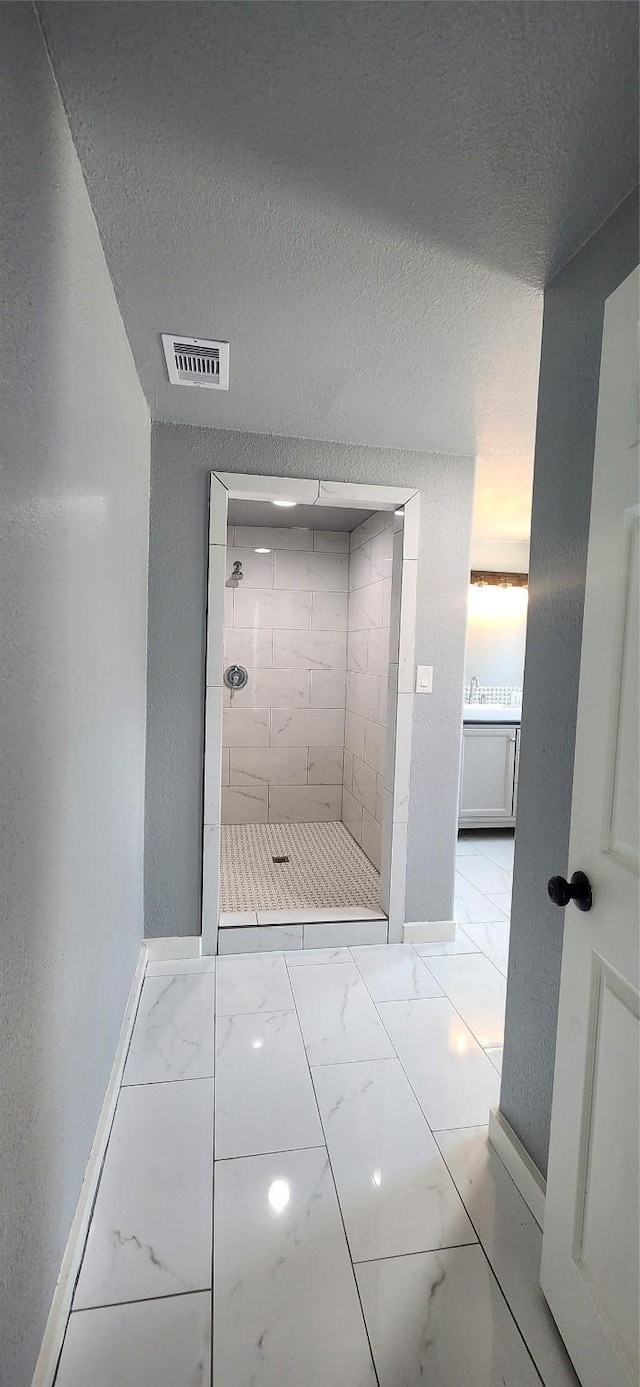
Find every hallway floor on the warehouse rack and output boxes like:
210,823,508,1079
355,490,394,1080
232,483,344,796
54,833,578,1386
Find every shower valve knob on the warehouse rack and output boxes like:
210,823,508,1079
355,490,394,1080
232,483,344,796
224,664,249,691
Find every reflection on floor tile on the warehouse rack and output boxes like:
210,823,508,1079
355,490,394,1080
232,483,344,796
426,955,506,1049
216,951,294,1015
356,1243,540,1386
123,973,214,1085
215,1009,323,1158
290,962,394,1065
74,1080,213,1310
313,1058,476,1262
351,943,444,1002
378,998,500,1130
213,1147,377,1386
55,1293,211,1387
435,1127,579,1387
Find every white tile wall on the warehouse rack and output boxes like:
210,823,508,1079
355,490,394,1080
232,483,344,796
222,527,348,824
342,513,394,870
311,591,348,631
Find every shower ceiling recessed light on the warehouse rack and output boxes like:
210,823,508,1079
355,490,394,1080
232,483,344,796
255,547,271,553
394,508,404,516
272,499,297,508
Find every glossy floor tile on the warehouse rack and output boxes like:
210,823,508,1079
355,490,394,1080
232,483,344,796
55,1293,211,1387
463,918,511,975
474,833,516,870
213,1147,377,1386
426,954,506,1049
456,853,514,897
289,961,395,1065
415,927,480,957
285,945,353,965
356,1243,541,1387
215,1008,323,1158
312,1058,476,1262
216,950,294,1015
145,955,215,976
486,1045,504,1074
435,1127,579,1387
454,871,509,925
57,845,586,1387
488,889,513,914
74,1079,213,1309
351,942,444,1002
378,998,500,1129
122,973,215,1085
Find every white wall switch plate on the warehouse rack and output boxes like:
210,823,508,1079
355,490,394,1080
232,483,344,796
416,665,434,693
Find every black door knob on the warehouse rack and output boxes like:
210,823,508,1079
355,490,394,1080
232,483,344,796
547,871,593,912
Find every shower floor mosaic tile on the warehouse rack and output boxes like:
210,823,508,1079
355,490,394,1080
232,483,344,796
219,820,381,913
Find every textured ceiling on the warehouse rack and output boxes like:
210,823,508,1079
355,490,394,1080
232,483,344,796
40,2,638,545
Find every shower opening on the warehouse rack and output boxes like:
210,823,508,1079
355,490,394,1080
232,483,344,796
202,474,419,954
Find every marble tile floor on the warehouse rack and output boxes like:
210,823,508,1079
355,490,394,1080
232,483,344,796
55,864,579,1385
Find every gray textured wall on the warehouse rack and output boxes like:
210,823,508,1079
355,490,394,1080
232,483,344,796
145,424,474,937
0,10,150,1384
501,189,639,1178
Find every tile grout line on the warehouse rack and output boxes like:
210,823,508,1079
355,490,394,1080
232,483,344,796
283,953,382,1387
353,952,501,1147
66,1285,212,1316
406,953,507,1064
345,947,547,1385
432,1131,548,1387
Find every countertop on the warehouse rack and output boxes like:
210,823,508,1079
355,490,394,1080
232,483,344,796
463,703,521,725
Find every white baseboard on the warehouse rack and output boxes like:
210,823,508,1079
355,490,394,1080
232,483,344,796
144,935,201,962
403,919,455,944
31,944,148,1387
489,1107,546,1230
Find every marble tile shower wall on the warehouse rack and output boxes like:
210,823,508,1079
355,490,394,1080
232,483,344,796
221,526,348,824
342,513,394,870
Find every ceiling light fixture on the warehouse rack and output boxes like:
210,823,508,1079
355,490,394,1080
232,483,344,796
394,508,404,517
272,499,297,508
254,547,271,554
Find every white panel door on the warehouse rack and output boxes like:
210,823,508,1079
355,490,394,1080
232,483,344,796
459,726,516,822
541,268,639,1387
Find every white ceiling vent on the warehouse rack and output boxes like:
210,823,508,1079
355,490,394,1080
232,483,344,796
161,334,229,389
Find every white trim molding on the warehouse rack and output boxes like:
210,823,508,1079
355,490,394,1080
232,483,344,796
489,1106,546,1230
144,935,201,963
31,945,148,1387
403,919,456,945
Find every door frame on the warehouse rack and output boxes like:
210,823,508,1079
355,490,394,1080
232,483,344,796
201,471,420,955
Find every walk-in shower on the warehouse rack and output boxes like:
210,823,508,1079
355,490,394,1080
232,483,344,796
202,472,420,955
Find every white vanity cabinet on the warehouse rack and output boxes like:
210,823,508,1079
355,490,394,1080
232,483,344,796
459,723,520,828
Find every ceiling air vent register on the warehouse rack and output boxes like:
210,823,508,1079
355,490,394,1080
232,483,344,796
161,334,229,389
